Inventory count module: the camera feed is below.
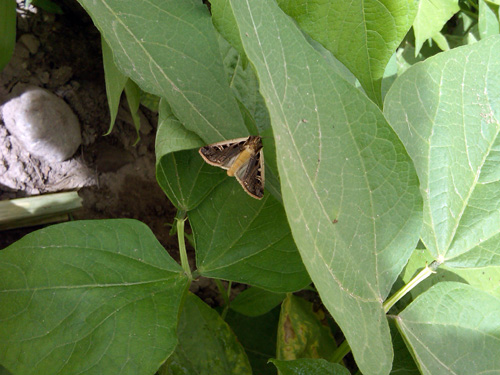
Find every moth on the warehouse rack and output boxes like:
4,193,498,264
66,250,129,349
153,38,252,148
199,136,264,199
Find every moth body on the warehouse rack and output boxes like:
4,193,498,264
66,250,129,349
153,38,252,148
227,147,253,177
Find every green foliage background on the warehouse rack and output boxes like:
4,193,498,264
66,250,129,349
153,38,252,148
1,0,500,375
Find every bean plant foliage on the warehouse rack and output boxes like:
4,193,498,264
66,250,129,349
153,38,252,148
1,1,500,375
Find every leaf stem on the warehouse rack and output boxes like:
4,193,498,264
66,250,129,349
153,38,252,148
176,212,192,281
330,339,350,363
215,279,232,319
383,260,441,313
465,0,478,11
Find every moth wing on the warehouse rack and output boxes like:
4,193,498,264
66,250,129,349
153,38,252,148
234,149,264,199
199,137,249,170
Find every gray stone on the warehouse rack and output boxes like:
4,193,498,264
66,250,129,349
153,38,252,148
1,86,81,162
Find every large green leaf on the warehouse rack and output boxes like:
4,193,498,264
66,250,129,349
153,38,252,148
229,1,422,374
190,181,310,292
0,220,189,375
0,0,16,72
270,358,350,375
395,282,500,375
384,36,500,268
77,0,246,144
161,293,252,375
388,319,420,375
230,287,285,317
211,0,248,67
277,0,418,106
226,307,281,375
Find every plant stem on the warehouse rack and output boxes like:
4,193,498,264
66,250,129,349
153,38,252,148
465,0,478,11
383,260,441,313
330,339,351,363
215,279,232,319
176,212,192,281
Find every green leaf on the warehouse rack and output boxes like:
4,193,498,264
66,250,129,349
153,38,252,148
413,0,460,55
388,319,420,375
0,0,16,72
124,79,142,144
31,0,63,14
230,287,286,317
230,2,422,374
155,99,224,211
270,358,350,375
157,148,225,211
226,307,281,375
191,181,310,292
102,37,128,135
211,0,248,66
395,282,500,375
139,90,160,112
161,293,252,375
384,36,500,268
155,99,205,156
479,0,500,39
0,365,12,375
219,35,271,135
277,295,337,361
77,0,247,144
277,0,418,106
0,219,189,375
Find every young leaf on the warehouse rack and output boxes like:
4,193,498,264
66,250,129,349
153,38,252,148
413,0,460,54
277,0,418,106
157,148,225,211
191,181,311,292
478,0,500,39
77,0,247,143
395,282,500,375
101,37,127,135
0,220,189,375
230,1,422,374
160,293,252,375
230,287,286,317
384,36,500,268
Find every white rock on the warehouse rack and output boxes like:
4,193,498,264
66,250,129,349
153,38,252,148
1,86,81,162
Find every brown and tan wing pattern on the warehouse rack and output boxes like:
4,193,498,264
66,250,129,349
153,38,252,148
198,137,248,170
234,148,264,199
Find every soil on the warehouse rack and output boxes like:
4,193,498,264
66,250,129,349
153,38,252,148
0,0,237,306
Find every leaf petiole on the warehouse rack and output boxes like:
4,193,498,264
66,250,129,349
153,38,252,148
176,212,192,281
383,260,441,313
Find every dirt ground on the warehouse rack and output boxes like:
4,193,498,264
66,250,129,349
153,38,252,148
0,0,234,306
